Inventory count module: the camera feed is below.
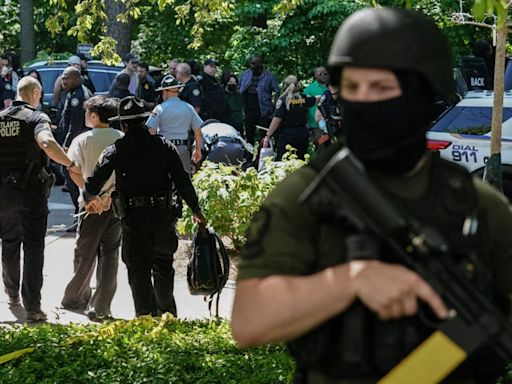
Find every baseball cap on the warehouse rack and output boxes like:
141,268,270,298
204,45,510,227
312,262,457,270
204,58,219,66
68,55,81,65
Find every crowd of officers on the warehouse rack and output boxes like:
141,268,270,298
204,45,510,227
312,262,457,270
0,47,343,323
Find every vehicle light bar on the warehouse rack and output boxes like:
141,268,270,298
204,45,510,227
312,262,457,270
427,139,452,151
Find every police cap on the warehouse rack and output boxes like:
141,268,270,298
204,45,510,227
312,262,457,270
328,7,454,97
109,96,152,121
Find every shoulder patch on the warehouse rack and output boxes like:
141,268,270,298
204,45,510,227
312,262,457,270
192,89,200,97
71,97,80,107
4,83,12,91
276,98,283,109
242,207,272,259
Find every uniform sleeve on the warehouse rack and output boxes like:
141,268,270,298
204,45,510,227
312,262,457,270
145,105,162,130
474,178,512,296
188,85,202,108
237,168,318,280
167,141,201,214
63,93,86,147
274,97,286,118
30,110,52,136
84,144,117,199
189,106,203,130
3,80,15,101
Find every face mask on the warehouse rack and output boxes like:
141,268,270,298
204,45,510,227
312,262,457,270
343,95,428,174
227,84,237,92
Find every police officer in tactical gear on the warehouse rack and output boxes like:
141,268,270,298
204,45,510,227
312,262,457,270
0,76,80,322
232,8,512,383
314,84,343,148
83,96,206,317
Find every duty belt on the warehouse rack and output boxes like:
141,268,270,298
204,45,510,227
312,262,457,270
126,191,172,209
169,139,188,146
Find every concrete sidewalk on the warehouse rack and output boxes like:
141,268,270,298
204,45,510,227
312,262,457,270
0,230,235,325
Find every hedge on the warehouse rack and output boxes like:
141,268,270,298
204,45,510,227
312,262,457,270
0,316,294,383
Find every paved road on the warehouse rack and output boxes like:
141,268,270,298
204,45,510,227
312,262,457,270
0,185,234,324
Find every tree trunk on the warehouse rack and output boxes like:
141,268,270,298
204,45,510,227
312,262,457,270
19,0,36,65
105,0,133,58
483,22,508,192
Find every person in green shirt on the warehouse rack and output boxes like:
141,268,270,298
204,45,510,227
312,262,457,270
304,66,328,142
232,7,512,384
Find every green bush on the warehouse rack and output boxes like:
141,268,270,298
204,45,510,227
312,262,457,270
177,149,308,252
0,317,294,384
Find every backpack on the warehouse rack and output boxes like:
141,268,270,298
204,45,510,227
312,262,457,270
187,225,230,316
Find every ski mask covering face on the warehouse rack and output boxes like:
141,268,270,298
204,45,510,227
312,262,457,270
342,71,436,174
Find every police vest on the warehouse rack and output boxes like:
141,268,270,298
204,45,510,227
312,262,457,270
0,105,43,172
288,147,497,380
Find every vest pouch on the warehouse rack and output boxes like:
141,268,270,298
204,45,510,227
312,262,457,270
288,302,373,378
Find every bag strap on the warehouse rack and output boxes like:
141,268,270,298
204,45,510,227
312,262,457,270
206,231,230,317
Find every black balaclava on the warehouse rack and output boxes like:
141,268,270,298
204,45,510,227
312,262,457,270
342,71,436,174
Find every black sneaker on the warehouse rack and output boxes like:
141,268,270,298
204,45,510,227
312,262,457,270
26,309,47,323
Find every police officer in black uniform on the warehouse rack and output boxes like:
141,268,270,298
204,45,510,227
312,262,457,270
263,75,316,160
177,62,202,113
58,66,91,222
198,59,229,121
0,76,80,322
315,84,343,149
83,96,207,317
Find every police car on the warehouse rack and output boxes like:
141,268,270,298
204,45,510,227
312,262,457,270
427,90,512,197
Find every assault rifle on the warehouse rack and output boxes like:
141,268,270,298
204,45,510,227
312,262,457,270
299,147,512,383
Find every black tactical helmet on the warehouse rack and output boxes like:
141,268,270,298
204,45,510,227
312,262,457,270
328,7,454,97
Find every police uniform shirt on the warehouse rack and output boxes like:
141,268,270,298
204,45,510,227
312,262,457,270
2,77,15,102
179,78,202,109
60,85,89,148
0,101,52,171
198,72,228,120
238,151,512,294
0,77,4,108
137,78,156,104
274,93,316,129
84,127,201,213
146,96,203,140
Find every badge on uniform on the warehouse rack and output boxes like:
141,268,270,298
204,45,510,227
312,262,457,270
144,84,149,90
5,83,11,91
192,89,200,97
71,98,80,107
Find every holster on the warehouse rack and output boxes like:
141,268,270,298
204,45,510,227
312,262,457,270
111,191,127,219
38,167,56,198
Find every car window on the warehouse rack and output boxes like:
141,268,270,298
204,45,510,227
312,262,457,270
431,106,512,135
37,68,64,96
89,70,119,93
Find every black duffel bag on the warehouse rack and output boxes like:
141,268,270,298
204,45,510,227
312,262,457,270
187,225,230,316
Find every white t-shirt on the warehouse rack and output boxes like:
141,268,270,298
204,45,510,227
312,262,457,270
67,127,124,207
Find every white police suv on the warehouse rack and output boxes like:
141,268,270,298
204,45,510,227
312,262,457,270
427,90,512,197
